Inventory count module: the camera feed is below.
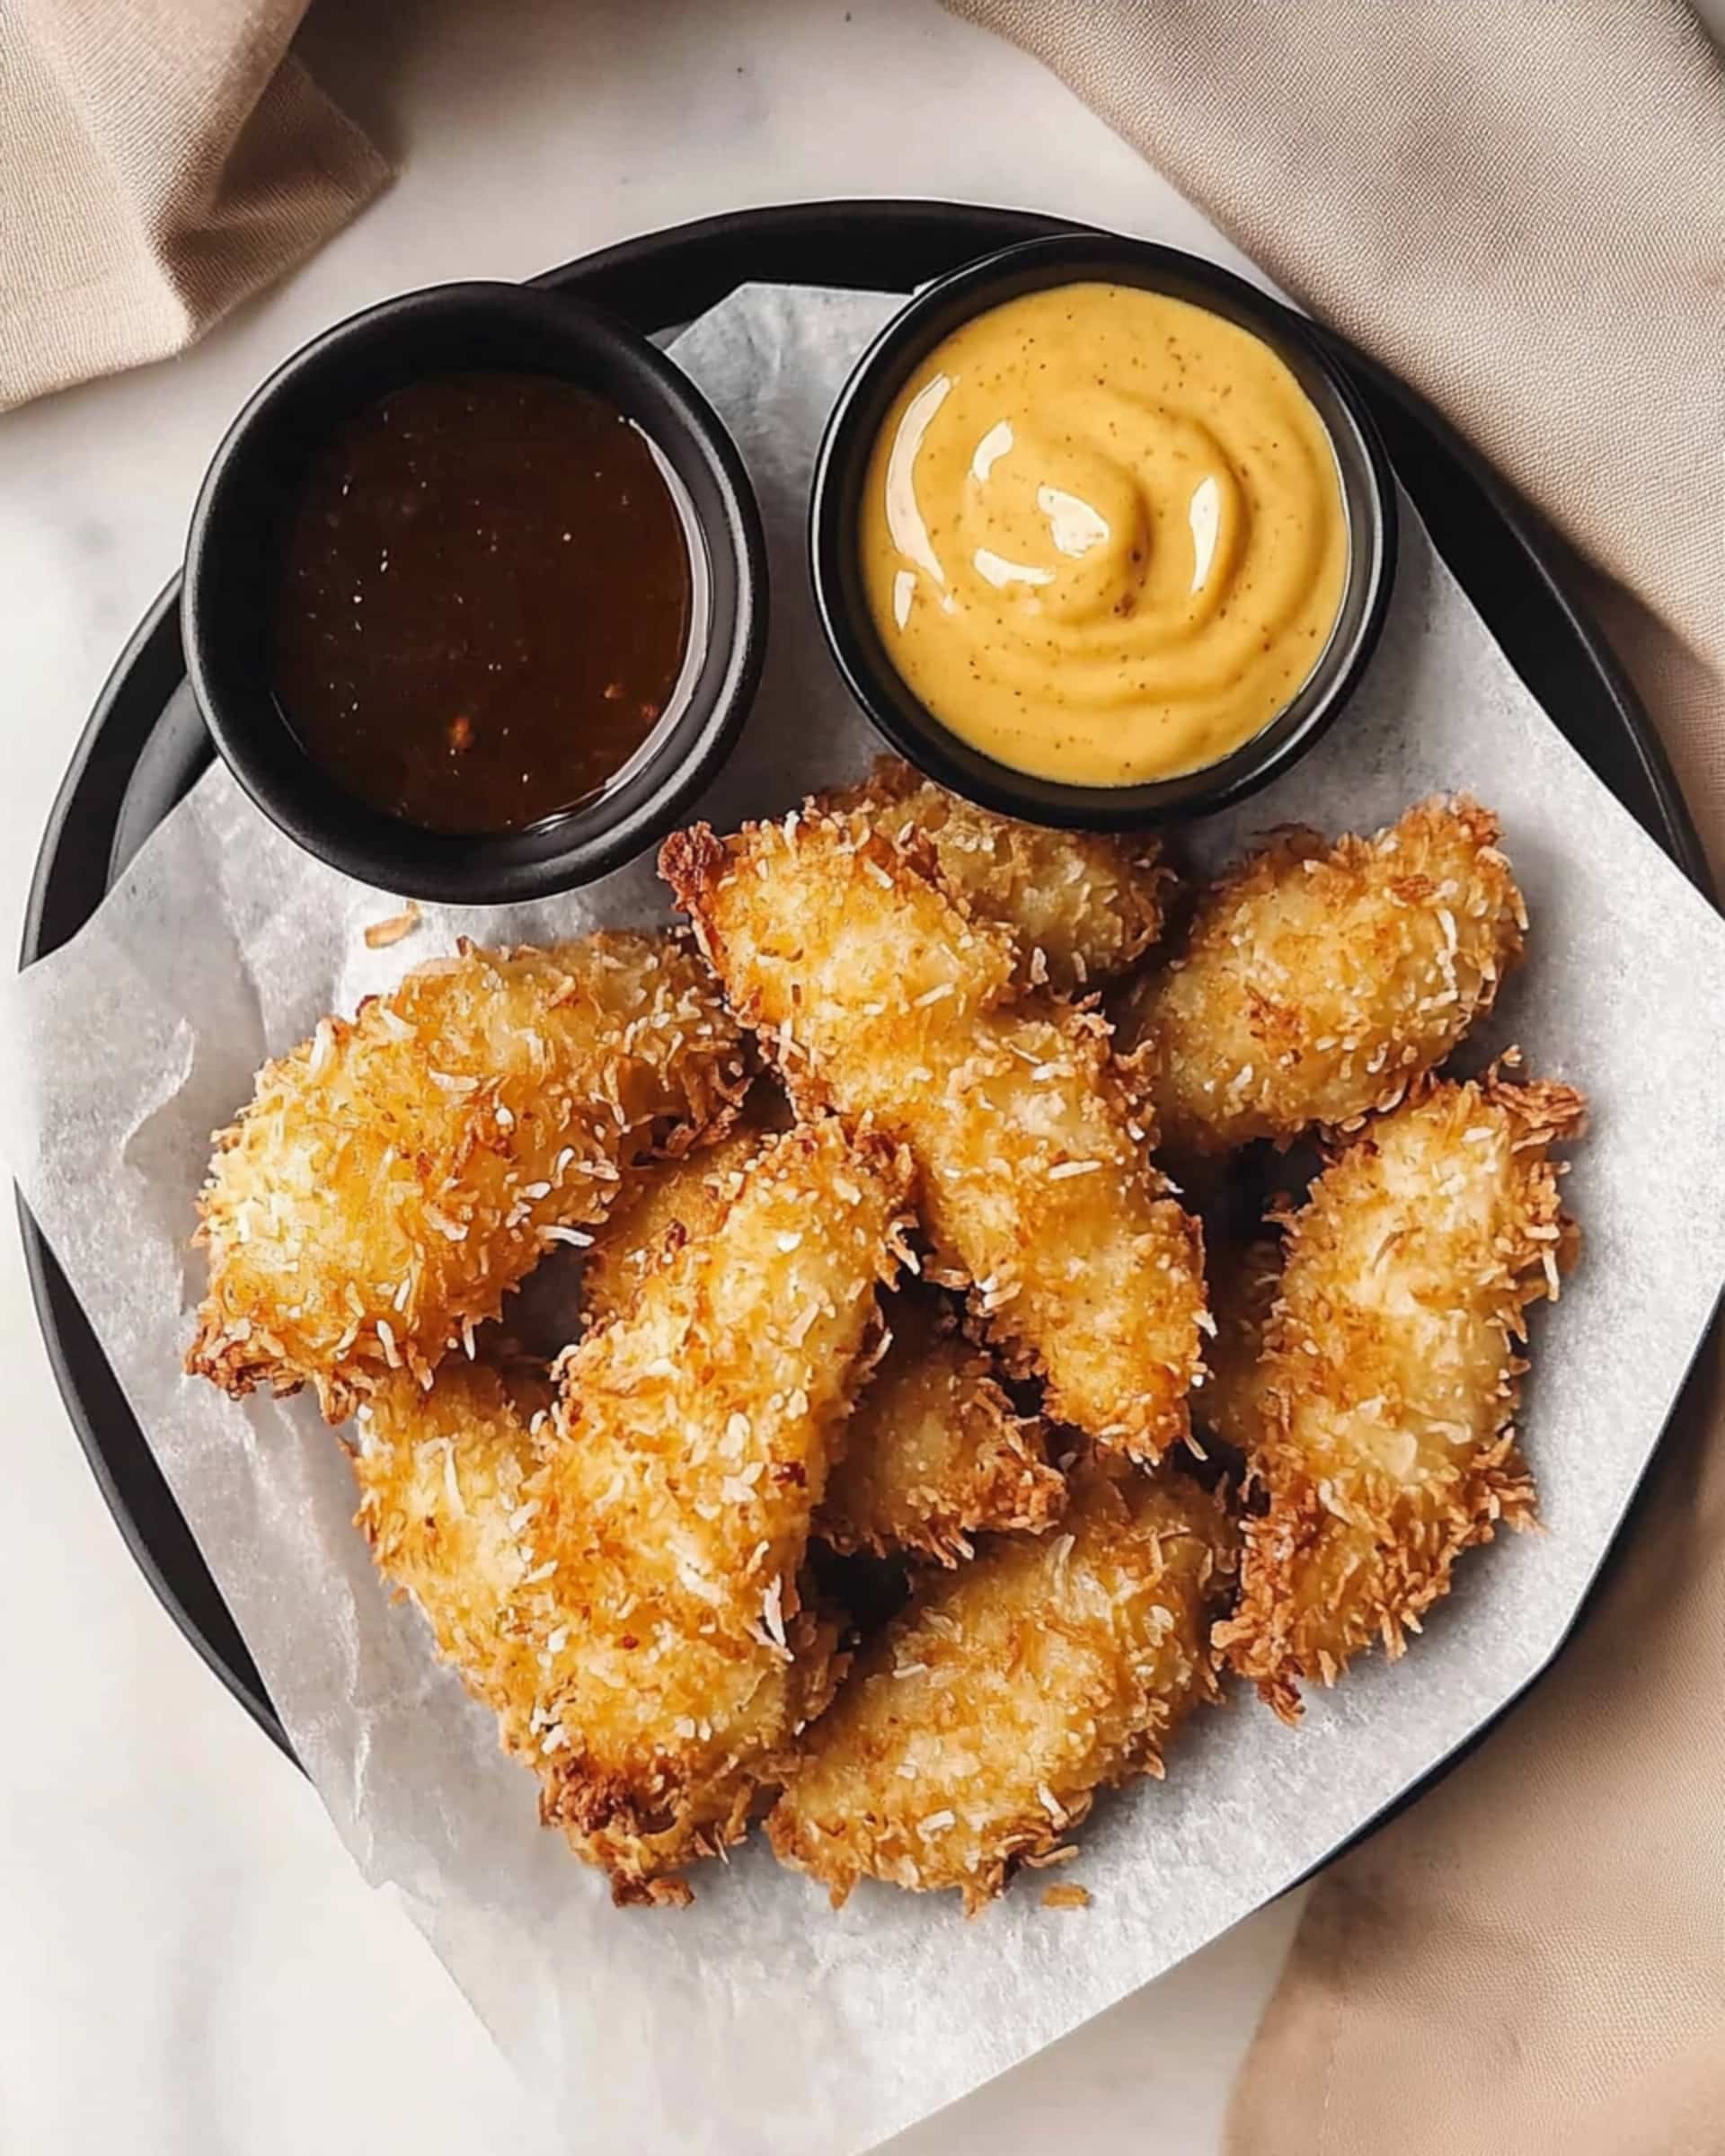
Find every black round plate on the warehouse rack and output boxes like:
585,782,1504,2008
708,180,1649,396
20,203,1709,1790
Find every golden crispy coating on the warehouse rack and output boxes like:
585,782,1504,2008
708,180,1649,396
189,934,746,1420
526,1118,913,1900
353,1361,551,1713
827,759,1170,995
584,1134,1064,1564
357,1118,909,1903
355,1357,838,1909
1114,799,1526,1155
768,1470,1234,1912
822,1290,1066,1565
579,1102,786,1327
1197,1237,1282,1456
662,808,1206,1458
1215,1074,1584,1721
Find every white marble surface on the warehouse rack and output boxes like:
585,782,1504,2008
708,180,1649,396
21,0,1699,2148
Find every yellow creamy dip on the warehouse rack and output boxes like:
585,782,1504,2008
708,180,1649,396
859,282,1349,787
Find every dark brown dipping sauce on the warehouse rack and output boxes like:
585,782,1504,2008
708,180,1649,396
271,371,694,835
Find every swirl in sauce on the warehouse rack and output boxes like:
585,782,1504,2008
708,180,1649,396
859,284,1349,787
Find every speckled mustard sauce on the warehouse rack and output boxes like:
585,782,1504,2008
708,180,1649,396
860,283,1348,786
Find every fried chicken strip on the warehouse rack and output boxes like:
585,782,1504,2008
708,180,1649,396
768,1469,1234,1912
354,1360,550,1710
188,933,745,1420
585,1132,1066,1563
579,1109,783,1328
821,1289,1066,1565
1197,1236,1282,1456
355,1348,846,1904
662,808,1206,1457
529,1118,911,1900
1215,1073,1584,1721
357,1118,909,1902
828,759,1170,995
1114,799,1526,1155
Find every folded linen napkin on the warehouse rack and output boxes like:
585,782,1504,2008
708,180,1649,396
0,0,389,411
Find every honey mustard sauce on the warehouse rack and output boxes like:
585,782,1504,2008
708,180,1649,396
859,283,1349,787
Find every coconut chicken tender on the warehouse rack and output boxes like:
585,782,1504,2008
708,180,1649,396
356,1118,910,1903
1197,1236,1283,1456
828,759,1170,995
579,1109,784,1327
356,1343,848,1906
1215,1074,1584,1721
821,1289,1067,1566
768,1469,1234,1911
188,933,746,1420
1114,799,1526,1155
529,1118,911,1901
353,1360,551,1714
662,808,1207,1458
584,1134,1066,1564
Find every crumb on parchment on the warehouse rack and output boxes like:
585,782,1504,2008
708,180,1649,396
363,902,422,950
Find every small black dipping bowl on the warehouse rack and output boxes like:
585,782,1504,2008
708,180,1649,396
810,234,1397,830
183,281,766,902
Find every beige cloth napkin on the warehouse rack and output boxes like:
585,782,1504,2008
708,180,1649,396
944,3,1725,2151
0,0,389,411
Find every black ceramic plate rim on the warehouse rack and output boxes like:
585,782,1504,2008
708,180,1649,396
809,231,1397,828
182,278,768,903
17,201,1714,1892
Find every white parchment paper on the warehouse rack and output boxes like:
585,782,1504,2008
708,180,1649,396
4,284,1725,2154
